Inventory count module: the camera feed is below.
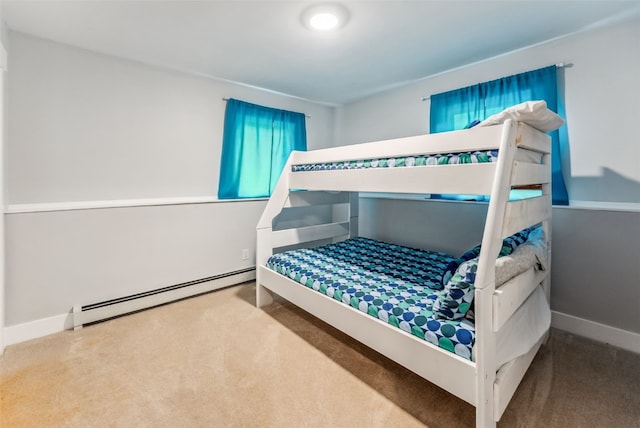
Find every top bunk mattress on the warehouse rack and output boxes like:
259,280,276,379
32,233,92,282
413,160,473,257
291,148,542,172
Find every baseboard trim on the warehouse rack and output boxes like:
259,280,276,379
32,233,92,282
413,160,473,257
4,312,75,346
551,311,640,354
4,272,255,347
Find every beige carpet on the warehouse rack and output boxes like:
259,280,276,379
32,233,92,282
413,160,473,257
1,283,639,427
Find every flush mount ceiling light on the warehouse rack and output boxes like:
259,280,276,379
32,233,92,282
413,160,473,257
301,3,350,31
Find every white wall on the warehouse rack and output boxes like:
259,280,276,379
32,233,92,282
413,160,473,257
0,4,7,353
5,32,336,331
339,16,640,336
338,15,640,204
8,32,335,204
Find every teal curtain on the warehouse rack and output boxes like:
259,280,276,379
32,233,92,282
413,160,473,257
218,99,307,199
430,66,569,205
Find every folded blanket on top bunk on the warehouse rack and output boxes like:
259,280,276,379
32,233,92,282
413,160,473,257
266,228,548,362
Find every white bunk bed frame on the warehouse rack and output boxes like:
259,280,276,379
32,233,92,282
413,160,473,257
256,119,552,428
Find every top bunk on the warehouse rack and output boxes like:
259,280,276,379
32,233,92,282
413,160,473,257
258,101,564,243
283,101,562,197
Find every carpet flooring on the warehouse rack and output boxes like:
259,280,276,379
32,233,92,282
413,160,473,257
1,282,639,427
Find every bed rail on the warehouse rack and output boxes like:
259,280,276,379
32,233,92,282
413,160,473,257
291,125,505,166
284,190,350,207
502,196,550,239
493,268,546,332
271,221,350,249
289,163,498,195
259,266,477,404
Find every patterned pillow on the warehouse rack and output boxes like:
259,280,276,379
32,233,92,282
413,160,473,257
434,258,478,320
435,228,535,321
502,228,533,254
441,228,533,286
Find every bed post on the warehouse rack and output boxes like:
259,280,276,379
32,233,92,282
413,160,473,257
349,192,359,238
474,120,518,428
256,155,296,307
540,151,552,344
256,227,274,308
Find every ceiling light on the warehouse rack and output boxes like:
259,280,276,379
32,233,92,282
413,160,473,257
310,12,339,31
302,3,349,32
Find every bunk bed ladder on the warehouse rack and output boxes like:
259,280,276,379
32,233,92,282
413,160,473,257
475,120,553,426
473,119,519,428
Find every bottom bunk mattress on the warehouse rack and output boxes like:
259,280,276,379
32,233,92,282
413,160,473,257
266,237,476,360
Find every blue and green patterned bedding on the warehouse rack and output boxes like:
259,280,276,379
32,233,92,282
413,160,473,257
266,237,476,360
291,150,498,172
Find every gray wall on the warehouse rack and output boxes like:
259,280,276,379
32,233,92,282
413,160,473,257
337,15,640,204
341,16,640,335
5,200,266,325
551,207,639,333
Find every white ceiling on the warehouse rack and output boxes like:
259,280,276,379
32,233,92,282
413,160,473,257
3,0,639,105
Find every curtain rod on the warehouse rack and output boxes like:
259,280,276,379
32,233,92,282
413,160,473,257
420,62,573,102
222,98,311,118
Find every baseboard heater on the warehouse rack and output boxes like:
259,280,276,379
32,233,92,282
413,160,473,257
72,267,256,329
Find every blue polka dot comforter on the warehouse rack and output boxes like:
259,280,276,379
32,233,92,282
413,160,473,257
266,237,476,360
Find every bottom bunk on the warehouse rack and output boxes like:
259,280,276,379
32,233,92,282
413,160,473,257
257,228,551,416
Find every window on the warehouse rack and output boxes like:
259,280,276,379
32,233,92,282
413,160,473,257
218,99,307,199
430,66,568,205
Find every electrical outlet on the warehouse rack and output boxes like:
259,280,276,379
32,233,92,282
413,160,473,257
241,249,249,260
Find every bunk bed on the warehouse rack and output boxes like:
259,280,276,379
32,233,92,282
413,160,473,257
256,101,563,428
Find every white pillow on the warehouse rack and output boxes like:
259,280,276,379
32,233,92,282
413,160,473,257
495,227,548,285
478,100,564,133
